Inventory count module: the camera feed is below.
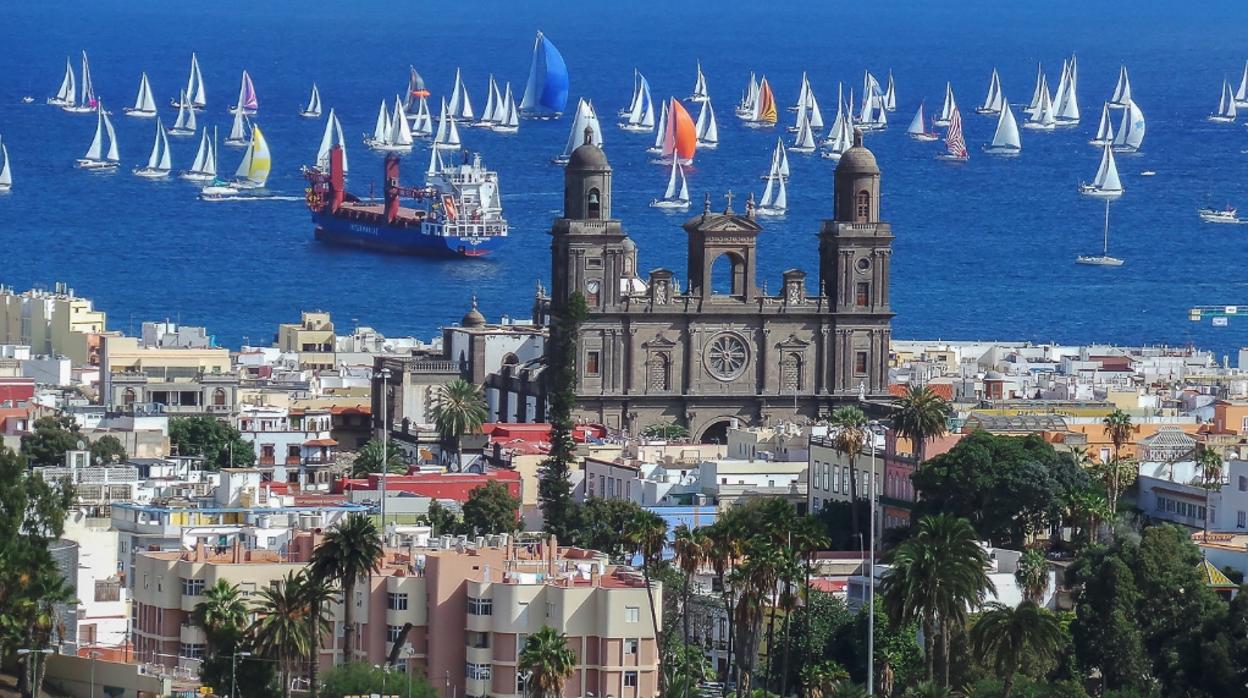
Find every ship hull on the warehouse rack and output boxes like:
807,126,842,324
312,212,503,258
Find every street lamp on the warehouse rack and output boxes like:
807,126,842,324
403,647,417,698
89,650,102,698
231,650,252,698
379,367,392,532
866,419,883,696
519,670,531,698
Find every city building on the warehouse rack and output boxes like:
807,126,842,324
0,283,109,366
100,334,239,416
538,129,894,441
235,404,337,487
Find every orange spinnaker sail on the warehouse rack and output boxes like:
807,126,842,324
664,98,698,161
756,78,777,124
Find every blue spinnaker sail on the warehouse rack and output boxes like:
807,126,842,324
521,32,569,116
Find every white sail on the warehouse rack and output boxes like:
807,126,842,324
411,96,433,137
1214,79,1238,119
481,75,498,122
53,57,75,105
623,69,641,116
0,142,11,188
792,110,816,151
794,72,811,111
434,98,461,149
334,112,348,174
691,62,708,100
448,68,474,120
80,51,96,109
980,69,1003,113
130,73,157,114
228,108,248,142
1054,61,1080,122
937,82,956,123
990,102,1021,150
144,119,165,169
695,99,719,145
759,167,775,207
372,100,391,143
1110,65,1131,107
389,98,414,146
427,143,444,178
1092,103,1114,143
85,109,104,160
501,88,520,128
806,87,824,130
1026,75,1055,128
883,71,896,111
103,110,119,162
625,75,655,128
172,91,196,132
206,127,218,175
191,128,210,172
773,173,787,211
1026,63,1044,114
487,77,504,122
304,84,322,116
1093,145,1122,192
182,53,206,107
560,99,603,159
1237,61,1248,106
663,159,680,199
1113,100,1145,151
907,103,926,135
652,101,669,150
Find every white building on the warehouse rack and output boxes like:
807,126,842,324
235,404,337,488
58,513,129,650
847,544,1058,612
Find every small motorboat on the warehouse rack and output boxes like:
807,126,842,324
1198,206,1245,224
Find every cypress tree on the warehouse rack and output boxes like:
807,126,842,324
539,291,587,540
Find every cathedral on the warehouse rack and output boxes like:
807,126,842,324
545,128,894,442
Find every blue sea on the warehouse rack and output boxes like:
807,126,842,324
2,1,1248,358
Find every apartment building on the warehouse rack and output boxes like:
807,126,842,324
100,335,239,416
235,404,337,487
0,283,109,366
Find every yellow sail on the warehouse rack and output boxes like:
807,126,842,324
247,125,271,186
757,78,777,124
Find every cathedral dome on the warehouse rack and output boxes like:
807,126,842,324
568,127,609,171
836,128,879,176
461,296,486,327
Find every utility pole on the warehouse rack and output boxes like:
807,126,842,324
379,367,392,533
867,420,881,695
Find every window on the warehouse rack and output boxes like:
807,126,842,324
1239,476,1247,492
625,671,639,688
467,597,493,616
647,353,671,391
781,353,802,392
855,351,868,375
855,190,871,222
516,633,528,661
546,602,555,618
179,642,206,660
625,606,640,623
465,662,492,681
856,282,870,307
585,350,601,376
123,388,136,406
822,463,830,491
466,631,490,649
180,578,205,596
387,592,408,611
387,625,404,642
587,188,602,219
213,388,227,407
813,497,821,511
1239,511,1246,529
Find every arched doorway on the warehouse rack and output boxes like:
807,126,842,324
699,419,735,445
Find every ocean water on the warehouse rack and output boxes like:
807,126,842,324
2,0,1248,358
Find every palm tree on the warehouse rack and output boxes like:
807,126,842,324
519,626,577,698
891,385,952,464
882,514,995,687
902,681,956,698
309,512,384,665
1062,487,1110,546
969,601,1064,698
830,406,868,547
249,572,315,698
789,517,829,695
703,521,742,686
429,378,488,468
625,509,669,695
800,659,849,698
351,439,406,477
1198,445,1225,539
1013,549,1048,604
191,579,249,667
297,573,335,698
1101,409,1134,512
672,524,706,697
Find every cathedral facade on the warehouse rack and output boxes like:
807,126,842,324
547,129,894,441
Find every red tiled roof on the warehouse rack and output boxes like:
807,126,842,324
331,405,371,416
303,438,338,447
888,383,954,401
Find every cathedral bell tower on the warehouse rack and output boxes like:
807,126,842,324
819,129,894,399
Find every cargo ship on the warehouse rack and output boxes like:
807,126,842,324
304,146,507,257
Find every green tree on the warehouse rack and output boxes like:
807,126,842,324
882,515,995,687
800,659,849,698
20,414,81,466
1197,445,1224,539
320,662,437,698
1100,409,1134,514
460,480,520,535
539,291,587,541
351,439,406,476
170,416,255,469
191,579,249,687
430,378,487,467
309,513,383,665
1070,546,1150,692
970,602,1064,698
520,626,577,698
424,499,462,536
891,385,952,463
625,508,669,695
298,573,336,698
672,523,707,686
1014,550,1048,604
903,682,956,698
569,497,645,561
829,406,868,546
89,434,128,464
250,571,315,698
643,422,690,440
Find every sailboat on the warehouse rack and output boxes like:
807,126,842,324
48,57,76,107
403,66,430,112
694,99,719,148
763,138,791,179
1236,61,1248,108
744,76,778,127
619,73,655,132
300,84,322,118
822,108,853,160
1023,74,1056,131
224,107,250,147
906,101,939,141
1025,63,1045,115
650,159,690,210
1079,144,1124,199
660,99,697,164
201,125,271,199
75,103,120,170
976,68,1005,115
180,127,218,182
1209,79,1238,123
789,75,824,132
123,72,158,117
789,108,817,153
737,72,759,118
982,99,1021,155
1052,59,1080,126
755,154,788,217
936,108,968,162
1089,103,1115,146
620,70,642,117
172,53,207,110
1111,100,1146,152
169,90,198,136
472,75,504,127
492,85,520,134
882,71,897,112
933,82,957,127
1109,65,1132,108
315,109,349,175
688,62,709,103
410,96,434,137
1076,200,1123,266
368,97,414,153
426,143,446,179
61,51,98,114
134,118,173,178
791,72,812,112
553,99,602,164
520,31,569,119
230,70,258,115
647,101,668,154
447,68,474,121
0,136,11,192
857,87,888,132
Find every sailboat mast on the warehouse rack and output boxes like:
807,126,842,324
1103,200,1110,254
